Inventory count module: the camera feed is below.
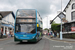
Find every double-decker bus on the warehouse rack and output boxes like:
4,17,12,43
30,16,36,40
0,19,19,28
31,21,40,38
14,9,43,42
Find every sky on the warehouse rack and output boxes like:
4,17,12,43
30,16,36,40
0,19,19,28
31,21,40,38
0,0,69,29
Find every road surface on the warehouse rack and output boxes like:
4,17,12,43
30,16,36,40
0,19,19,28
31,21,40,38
0,36,75,50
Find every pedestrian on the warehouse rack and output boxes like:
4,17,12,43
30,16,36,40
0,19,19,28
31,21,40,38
49,32,51,35
57,32,59,38
48,33,49,36
50,31,53,35
7,31,10,38
50,31,53,38
54,30,57,38
10,30,13,37
1,28,3,38
52,33,54,37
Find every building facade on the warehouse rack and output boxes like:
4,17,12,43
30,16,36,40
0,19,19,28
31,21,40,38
51,0,75,38
62,0,75,38
0,11,15,37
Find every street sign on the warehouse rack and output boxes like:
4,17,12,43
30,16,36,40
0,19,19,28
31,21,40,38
58,12,66,19
71,27,75,31
59,14,65,19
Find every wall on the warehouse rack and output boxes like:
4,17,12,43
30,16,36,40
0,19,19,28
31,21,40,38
66,1,75,22
66,1,71,21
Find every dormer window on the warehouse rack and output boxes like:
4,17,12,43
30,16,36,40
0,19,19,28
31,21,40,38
72,3,75,9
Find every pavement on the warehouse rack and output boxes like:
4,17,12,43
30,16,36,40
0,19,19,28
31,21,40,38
46,35,75,43
0,36,75,50
0,37,14,41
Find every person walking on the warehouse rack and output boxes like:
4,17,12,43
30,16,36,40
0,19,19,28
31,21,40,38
50,31,53,38
10,30,13,37
52,33,54,38
57,32,59,38
48,33,49,36
54,30,57,38
1,28,3,38
7,31,10,38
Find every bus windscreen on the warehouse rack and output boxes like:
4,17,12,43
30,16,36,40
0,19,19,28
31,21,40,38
15,24,36,34
15,10,36,34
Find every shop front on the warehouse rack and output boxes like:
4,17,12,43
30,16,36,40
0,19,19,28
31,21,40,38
0,24,14,38
62,21,75,38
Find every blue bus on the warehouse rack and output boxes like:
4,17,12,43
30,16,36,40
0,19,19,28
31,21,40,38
14,9,43,42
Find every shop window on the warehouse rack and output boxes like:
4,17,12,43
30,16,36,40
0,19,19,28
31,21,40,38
71,11,75,20
64,24,71,32
71,23,75,27
68,24,71,31
72,3,75,9
64,25,67,32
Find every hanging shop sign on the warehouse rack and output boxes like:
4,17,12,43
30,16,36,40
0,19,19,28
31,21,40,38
71,27,75,31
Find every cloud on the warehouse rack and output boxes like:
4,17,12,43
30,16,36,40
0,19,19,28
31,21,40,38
0,0,69,29
0,0,51,17
43,13,57,29
50,4,57,13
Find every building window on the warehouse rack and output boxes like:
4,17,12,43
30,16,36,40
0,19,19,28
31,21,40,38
0,15,2,18
71,11,75,20
71,23,75,27
72,3,75,9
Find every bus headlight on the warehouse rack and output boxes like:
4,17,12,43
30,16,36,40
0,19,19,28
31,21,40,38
32,36,35,38
16,36,18,38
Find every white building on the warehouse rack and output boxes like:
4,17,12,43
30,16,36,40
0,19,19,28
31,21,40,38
64,0,75,21
51,0,75,38
61,0,75,38
0,11,15,36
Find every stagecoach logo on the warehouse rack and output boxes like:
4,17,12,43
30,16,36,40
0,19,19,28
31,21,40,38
23,35,26,37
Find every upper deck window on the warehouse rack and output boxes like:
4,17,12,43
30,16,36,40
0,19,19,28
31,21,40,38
17,10,36,18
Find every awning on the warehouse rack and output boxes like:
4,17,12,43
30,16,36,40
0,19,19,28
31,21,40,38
2,24,14,28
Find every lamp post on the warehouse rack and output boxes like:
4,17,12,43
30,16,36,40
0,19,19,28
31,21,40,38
47,16,48,29
47,16,48,33
60,17,63,40
50,0,64,40
60,0,63,40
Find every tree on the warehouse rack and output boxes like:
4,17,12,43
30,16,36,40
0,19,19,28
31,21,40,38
52,21,56,24
51,22,60,32
44,28,49,33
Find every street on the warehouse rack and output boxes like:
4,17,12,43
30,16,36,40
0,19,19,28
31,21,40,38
0,36,75,50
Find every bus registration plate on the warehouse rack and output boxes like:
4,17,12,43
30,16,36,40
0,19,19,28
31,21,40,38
23,40,27,42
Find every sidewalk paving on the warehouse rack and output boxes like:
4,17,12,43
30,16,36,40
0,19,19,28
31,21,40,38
46,35,75,42
0,37,13,41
